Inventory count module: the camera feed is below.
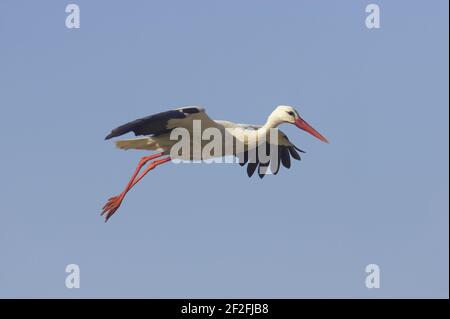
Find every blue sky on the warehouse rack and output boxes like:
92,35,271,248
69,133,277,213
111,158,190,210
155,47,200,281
0,0,448,298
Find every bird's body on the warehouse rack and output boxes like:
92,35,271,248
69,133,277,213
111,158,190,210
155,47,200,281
102,105,328,221
113,111,296,162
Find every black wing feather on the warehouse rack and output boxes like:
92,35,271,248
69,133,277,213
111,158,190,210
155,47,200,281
247,162,258,177
271,147,281,175
293,145,306,153
240,140,308,177
238,151,248,167
280,147,291,169
258,163,269,179
288,146,301,161
105,107,201,140
242,143,302,177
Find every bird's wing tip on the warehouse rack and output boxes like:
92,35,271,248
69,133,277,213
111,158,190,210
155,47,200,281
293,145,306,153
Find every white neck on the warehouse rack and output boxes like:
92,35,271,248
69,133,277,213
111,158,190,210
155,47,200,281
260,114,282,132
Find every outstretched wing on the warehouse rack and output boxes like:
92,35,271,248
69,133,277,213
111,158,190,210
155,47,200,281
236,128,306,179
105,107,216,140
237,143,305,179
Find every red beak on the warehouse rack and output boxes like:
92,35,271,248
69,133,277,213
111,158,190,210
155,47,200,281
295,118,329,143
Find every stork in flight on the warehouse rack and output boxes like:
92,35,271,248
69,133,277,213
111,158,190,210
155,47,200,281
102,105,329,221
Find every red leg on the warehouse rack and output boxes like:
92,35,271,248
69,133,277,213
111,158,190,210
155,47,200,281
102,156,171,222
101,153,164,221
129,157,171,188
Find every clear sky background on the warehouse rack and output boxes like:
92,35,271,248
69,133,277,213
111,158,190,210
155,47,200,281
0,0,448,298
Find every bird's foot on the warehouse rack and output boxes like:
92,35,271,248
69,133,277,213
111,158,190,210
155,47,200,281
101,194,124,222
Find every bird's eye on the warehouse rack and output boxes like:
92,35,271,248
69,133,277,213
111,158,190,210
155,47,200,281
287,111,295,117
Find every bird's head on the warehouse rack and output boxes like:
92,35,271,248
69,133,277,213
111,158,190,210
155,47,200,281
269,105,329,143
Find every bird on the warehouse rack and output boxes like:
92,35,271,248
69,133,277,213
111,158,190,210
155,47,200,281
102,105,329,221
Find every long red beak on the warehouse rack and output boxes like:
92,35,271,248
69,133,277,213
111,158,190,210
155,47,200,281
295,118,329,143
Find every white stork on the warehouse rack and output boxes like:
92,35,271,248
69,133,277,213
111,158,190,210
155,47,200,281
102,105,328,221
